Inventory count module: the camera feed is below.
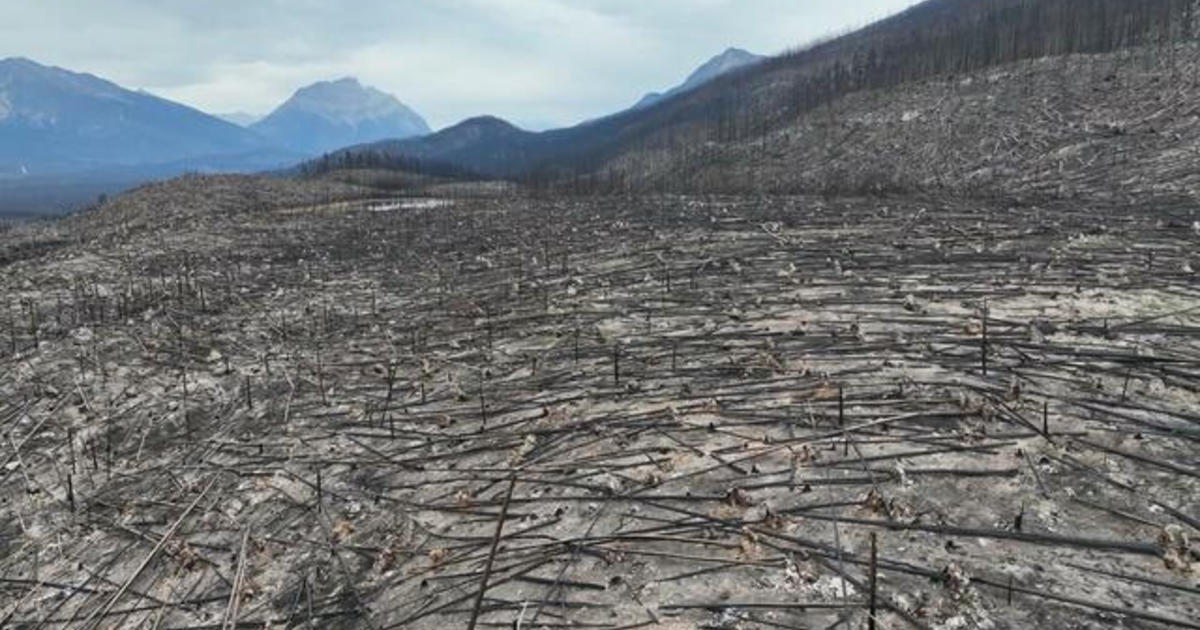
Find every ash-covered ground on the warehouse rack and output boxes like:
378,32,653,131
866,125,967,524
1,177,1198,629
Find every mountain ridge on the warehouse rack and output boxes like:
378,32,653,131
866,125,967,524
633,47,765,110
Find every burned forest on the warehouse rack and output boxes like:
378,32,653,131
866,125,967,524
3,1,1200,630
1,176,1198,629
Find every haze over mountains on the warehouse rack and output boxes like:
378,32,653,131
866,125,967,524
0,46,757,215
217,112,261,127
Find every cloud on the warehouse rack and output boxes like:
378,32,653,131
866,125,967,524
0,0,919,130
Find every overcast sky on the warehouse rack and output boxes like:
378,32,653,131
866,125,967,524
1,0,918,130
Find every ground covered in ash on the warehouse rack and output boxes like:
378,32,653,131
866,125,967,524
1,177,1199,629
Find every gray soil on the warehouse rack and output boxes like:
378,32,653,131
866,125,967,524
1,178,1198,629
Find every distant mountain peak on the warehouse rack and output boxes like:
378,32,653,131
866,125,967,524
633,47,766,111
293,77,366,99
284,77,400,120
250,77,430,154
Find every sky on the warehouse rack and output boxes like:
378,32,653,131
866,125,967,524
0,0,919,131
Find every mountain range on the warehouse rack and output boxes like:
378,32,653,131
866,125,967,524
7,0,1189,218
0,60,434,178
0,46,760,215
0,61,440,214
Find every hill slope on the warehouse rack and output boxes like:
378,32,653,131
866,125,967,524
326,0,1200,201
597,0,1200,198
